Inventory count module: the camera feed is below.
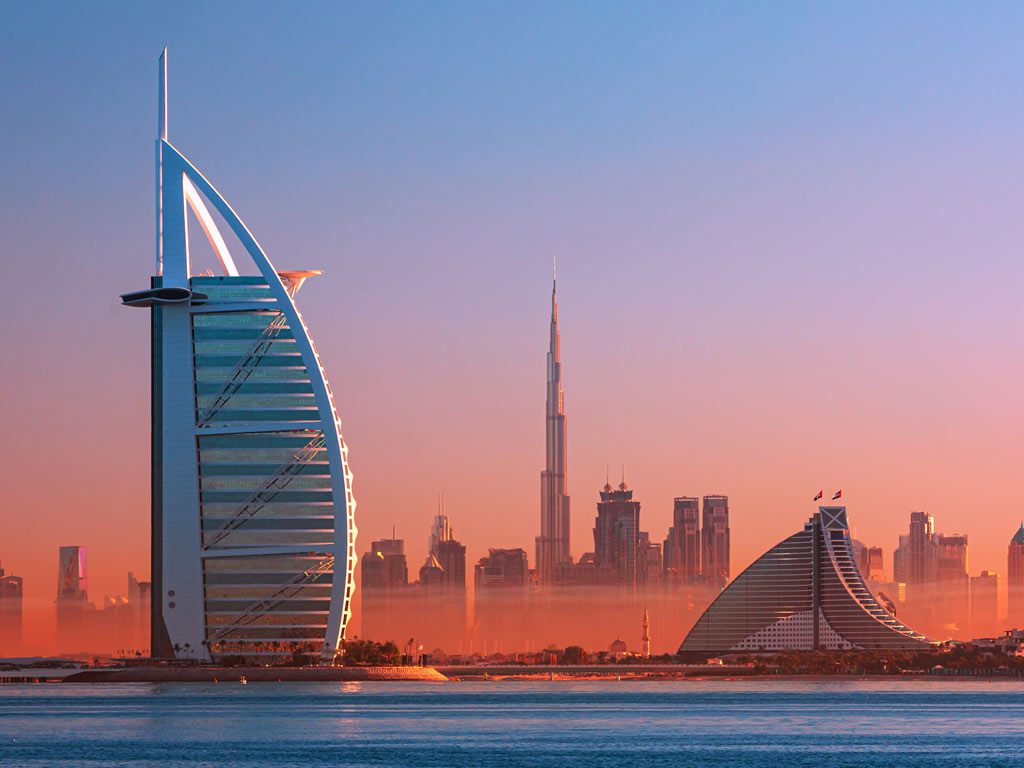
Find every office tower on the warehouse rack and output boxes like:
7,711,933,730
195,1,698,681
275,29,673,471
1009,524,1024,626
970,571,1000,636
701,495,730,587
429,506,467,590
475,548,530,650
361,535,409,590
120,51,357,664
663,497,700,585
640,535,663,585
360,534,410,643
907,511,934,590
537,269,571,585
867,547,885,582
435,539,467,590
421,510,467,651
931,534,969,586
475,549,530,590
893,535,909,584
429,503,452,557
56,546,88,654
419,555,445,592
593,481,643,589
0,560,23,655
680,507,933,653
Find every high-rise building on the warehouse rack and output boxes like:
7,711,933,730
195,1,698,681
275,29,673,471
435,539,467,591
359,534,410,644
475,548,530,650
429,507,467,590
593,481,643,590
893,534,910,584
475,549,530,591
680,507,933,653
867,547,885,582
970,570,1000,636
537,269,571,585
1009,524,1024,626
0,560,23,655
931,534,969,587
907,511,934,591
419,555,445,592
120,51,357,664
701,495,730,587
361,535,409,590
663,497,700,585
56,546,88,654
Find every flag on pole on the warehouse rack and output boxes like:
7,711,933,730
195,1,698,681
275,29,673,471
813,490,823,501
832,490,842,500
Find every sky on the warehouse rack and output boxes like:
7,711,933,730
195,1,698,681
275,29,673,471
4,1,1024,650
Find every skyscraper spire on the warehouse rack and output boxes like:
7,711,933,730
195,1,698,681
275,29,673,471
537,265,571,585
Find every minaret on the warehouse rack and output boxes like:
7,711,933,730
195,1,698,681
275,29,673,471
642,607,651,658
537,260,571,585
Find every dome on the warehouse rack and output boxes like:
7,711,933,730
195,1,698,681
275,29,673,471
609,638,627,652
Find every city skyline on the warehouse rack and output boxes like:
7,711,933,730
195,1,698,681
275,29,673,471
9,5,1024,653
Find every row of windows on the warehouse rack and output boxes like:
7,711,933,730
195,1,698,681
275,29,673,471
200,476,331,491
200,517,335,530
199,503,333,518
200,490,334,504
198,462,329,477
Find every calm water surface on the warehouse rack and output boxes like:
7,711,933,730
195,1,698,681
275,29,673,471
2,678,1024,767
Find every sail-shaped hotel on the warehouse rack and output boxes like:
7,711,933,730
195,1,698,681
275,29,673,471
121,51,357,664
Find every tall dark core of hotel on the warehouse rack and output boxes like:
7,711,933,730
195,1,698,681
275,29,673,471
680,507,934,653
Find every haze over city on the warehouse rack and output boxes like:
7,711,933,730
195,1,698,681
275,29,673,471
6,2,1024,655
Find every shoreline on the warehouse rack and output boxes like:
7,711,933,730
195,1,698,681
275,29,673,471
58,666,448,683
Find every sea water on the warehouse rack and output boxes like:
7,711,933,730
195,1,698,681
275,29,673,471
2,678,1023,767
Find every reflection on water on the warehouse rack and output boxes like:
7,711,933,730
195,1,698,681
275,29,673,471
2,679,1024,767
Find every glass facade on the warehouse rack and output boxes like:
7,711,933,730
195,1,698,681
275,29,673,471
679,507,932,653
191,277,351,663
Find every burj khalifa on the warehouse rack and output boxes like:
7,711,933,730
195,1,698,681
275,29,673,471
536,267,571,585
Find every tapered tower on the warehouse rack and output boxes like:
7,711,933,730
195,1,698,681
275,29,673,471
536,264,571,585
121,50,357,665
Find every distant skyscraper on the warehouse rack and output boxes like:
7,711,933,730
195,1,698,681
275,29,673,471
429,504,467,590
893,534,910,583
429,501,453,557
536,269,571,585
593,481,643,590
419,555,445,592
475,548,530,591
867,547,885,582
121,50,357,664
475,548,530,652
359,533,411,643
1008,524,1024,626
907,511,934,590
970,570,1000,636
435,539,467,591
360,534,409,590
0,560,23,655
56,546,88,654
664,497,700,585
701,495,730,587
932,534,969,586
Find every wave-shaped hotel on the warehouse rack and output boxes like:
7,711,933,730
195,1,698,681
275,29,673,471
679,506,935,653
121,50,357,664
